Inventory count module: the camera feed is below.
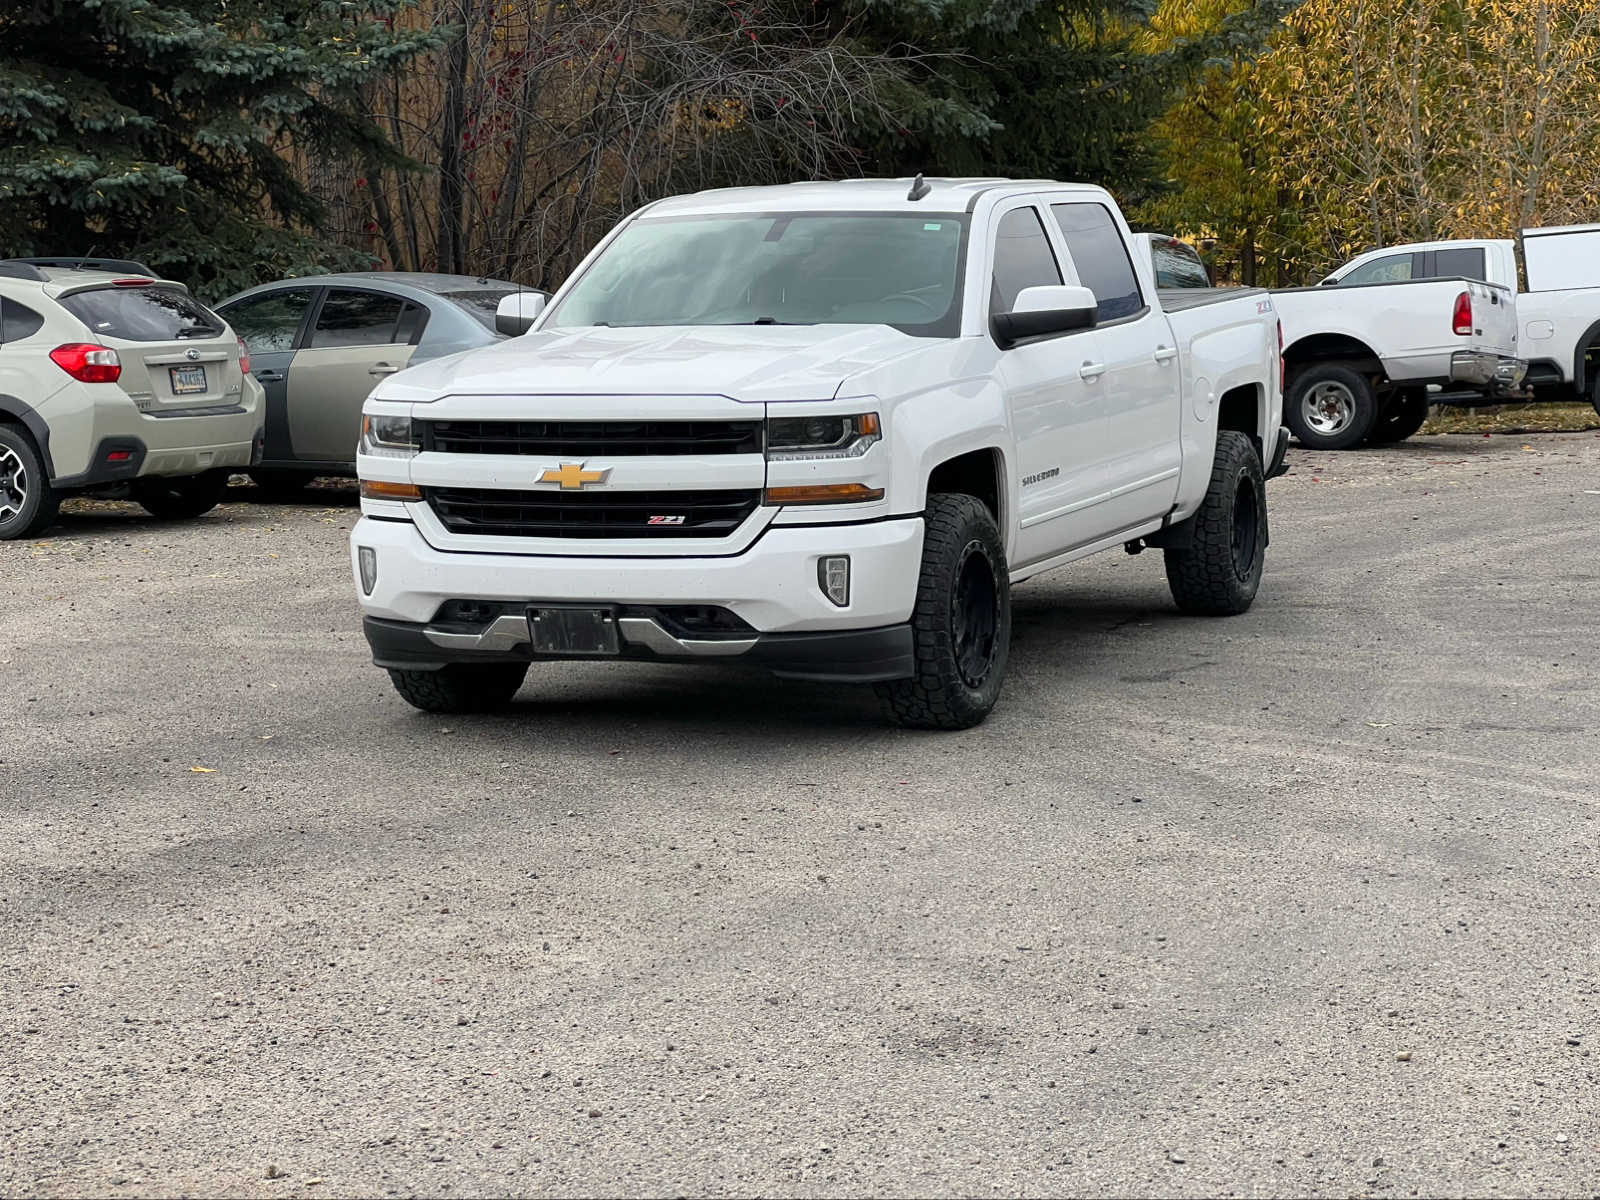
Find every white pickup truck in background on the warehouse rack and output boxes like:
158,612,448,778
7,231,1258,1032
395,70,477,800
1274,251,1524,450
1319,228,1600,419
351,178,1285,729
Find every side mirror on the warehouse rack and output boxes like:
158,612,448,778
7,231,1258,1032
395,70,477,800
1319,277,1338,286
495,291,548,336
992,284,1098,349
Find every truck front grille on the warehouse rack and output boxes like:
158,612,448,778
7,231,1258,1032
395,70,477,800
426,487,761,539
420,419,762,456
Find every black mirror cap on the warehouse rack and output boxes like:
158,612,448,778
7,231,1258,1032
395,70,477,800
496,313,537,336
991,304,1098,349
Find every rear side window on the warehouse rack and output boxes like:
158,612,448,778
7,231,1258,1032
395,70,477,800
1434,247,1486,281
1151,238,1211,289
59,285,224,342
310,289,405,349
1,298,45,343
221,288,315,354
990,207,1062,316
1051,203,1144,320
439,289,514,332
1339,253,1417,286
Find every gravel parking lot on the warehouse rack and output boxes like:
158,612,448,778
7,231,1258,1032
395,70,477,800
4,433,1599,1198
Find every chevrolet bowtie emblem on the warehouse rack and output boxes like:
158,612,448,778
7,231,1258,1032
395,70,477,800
539,462,611,489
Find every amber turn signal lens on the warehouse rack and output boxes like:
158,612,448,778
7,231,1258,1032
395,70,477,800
360,480,423,501
764,483,885,505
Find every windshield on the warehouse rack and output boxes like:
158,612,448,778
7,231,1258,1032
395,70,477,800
545,212,967,336
439,289,517,332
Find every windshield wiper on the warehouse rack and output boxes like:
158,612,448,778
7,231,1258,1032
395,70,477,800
176,326,221,338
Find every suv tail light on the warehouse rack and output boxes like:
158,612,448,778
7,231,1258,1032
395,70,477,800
237,336,251,375
50,343,122,383
1452,291,1473,335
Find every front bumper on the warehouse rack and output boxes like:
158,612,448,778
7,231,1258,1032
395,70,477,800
1450,350,1528,394
353,512,925,631
362,614,914,683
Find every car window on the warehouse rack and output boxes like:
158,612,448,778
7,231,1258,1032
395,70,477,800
1150,237,1211,289
438,289,516,332
58,285,224,342
1434,247,1486,281
0,298,46,344
395,301,429,344
309,289,405,349
989,206,1062,316
1050,203,1144,320
220,288,315,354
1339,253,1416,286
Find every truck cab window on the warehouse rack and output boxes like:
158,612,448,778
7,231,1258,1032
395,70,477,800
1338,253,1417,286
1050,203,1144,320
989,207,1062,315
1433,248,1486,281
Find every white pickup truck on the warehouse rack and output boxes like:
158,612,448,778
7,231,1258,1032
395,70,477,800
350,178,1286,728
1274,252,1524,450
1315,229,1600,420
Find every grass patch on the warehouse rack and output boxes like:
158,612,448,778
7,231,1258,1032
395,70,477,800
1423,401,1600,434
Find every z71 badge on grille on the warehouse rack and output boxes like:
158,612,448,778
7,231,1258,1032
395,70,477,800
647,515,686,525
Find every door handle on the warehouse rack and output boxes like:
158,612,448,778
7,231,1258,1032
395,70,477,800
1079,361,1107,381
254,370,284,383
1153,346,1178,363
368,363,400,377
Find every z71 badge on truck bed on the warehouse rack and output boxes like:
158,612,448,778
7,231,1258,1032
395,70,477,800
350,177,1288,728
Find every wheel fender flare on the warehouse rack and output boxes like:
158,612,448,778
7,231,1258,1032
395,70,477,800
0,394,55,479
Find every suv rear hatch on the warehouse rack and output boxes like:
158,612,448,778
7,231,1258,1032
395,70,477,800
55,280,243,413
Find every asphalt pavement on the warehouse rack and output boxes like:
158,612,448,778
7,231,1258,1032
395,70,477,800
3,432,1599,1198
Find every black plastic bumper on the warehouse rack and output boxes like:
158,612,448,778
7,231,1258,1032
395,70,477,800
1265,424,1291,479
362,616,915,684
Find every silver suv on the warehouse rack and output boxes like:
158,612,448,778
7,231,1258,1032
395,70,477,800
0,258,264,539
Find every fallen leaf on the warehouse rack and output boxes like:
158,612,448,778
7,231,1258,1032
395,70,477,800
190,766,216,773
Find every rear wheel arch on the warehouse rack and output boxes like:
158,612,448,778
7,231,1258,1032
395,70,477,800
1283,333,1383,378
1572,318,1600,397
0,395,54,479
1216,383,1265,462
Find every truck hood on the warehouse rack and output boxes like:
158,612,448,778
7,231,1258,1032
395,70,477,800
379,323,922,404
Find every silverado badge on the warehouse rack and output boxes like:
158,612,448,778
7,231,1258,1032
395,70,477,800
539,462,611,489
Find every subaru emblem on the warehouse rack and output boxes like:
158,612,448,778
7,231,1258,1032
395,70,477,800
185,348,200,361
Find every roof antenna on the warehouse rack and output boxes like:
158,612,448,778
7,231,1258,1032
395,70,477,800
76,244,100,271
907,173,931,202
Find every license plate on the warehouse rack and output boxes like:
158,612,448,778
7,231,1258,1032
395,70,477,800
169,365,207,395
528,607,620,656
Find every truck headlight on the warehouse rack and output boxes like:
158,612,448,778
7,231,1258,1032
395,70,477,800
360,414,418,458
766,413,880,461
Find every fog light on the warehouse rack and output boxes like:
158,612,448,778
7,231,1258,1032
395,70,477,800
818,555,850,607
358,546,378,595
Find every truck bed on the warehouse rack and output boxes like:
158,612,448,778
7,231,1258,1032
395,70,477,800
1156,287,1265,312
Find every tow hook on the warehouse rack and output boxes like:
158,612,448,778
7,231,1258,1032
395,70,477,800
1124,539,1145,555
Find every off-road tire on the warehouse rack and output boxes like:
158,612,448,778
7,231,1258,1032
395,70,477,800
1588,367,1600,419
1285,363,1378,450
0,424,61,541
249,468,314,499
388,663,529,714
875,494,1011,731
1164,430,1266,616
1367,390,1430,444
132,471,229,520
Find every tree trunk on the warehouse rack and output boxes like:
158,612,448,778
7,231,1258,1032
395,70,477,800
436,0,474,274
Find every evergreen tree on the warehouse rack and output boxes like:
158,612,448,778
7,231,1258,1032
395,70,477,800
0,0,443,295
